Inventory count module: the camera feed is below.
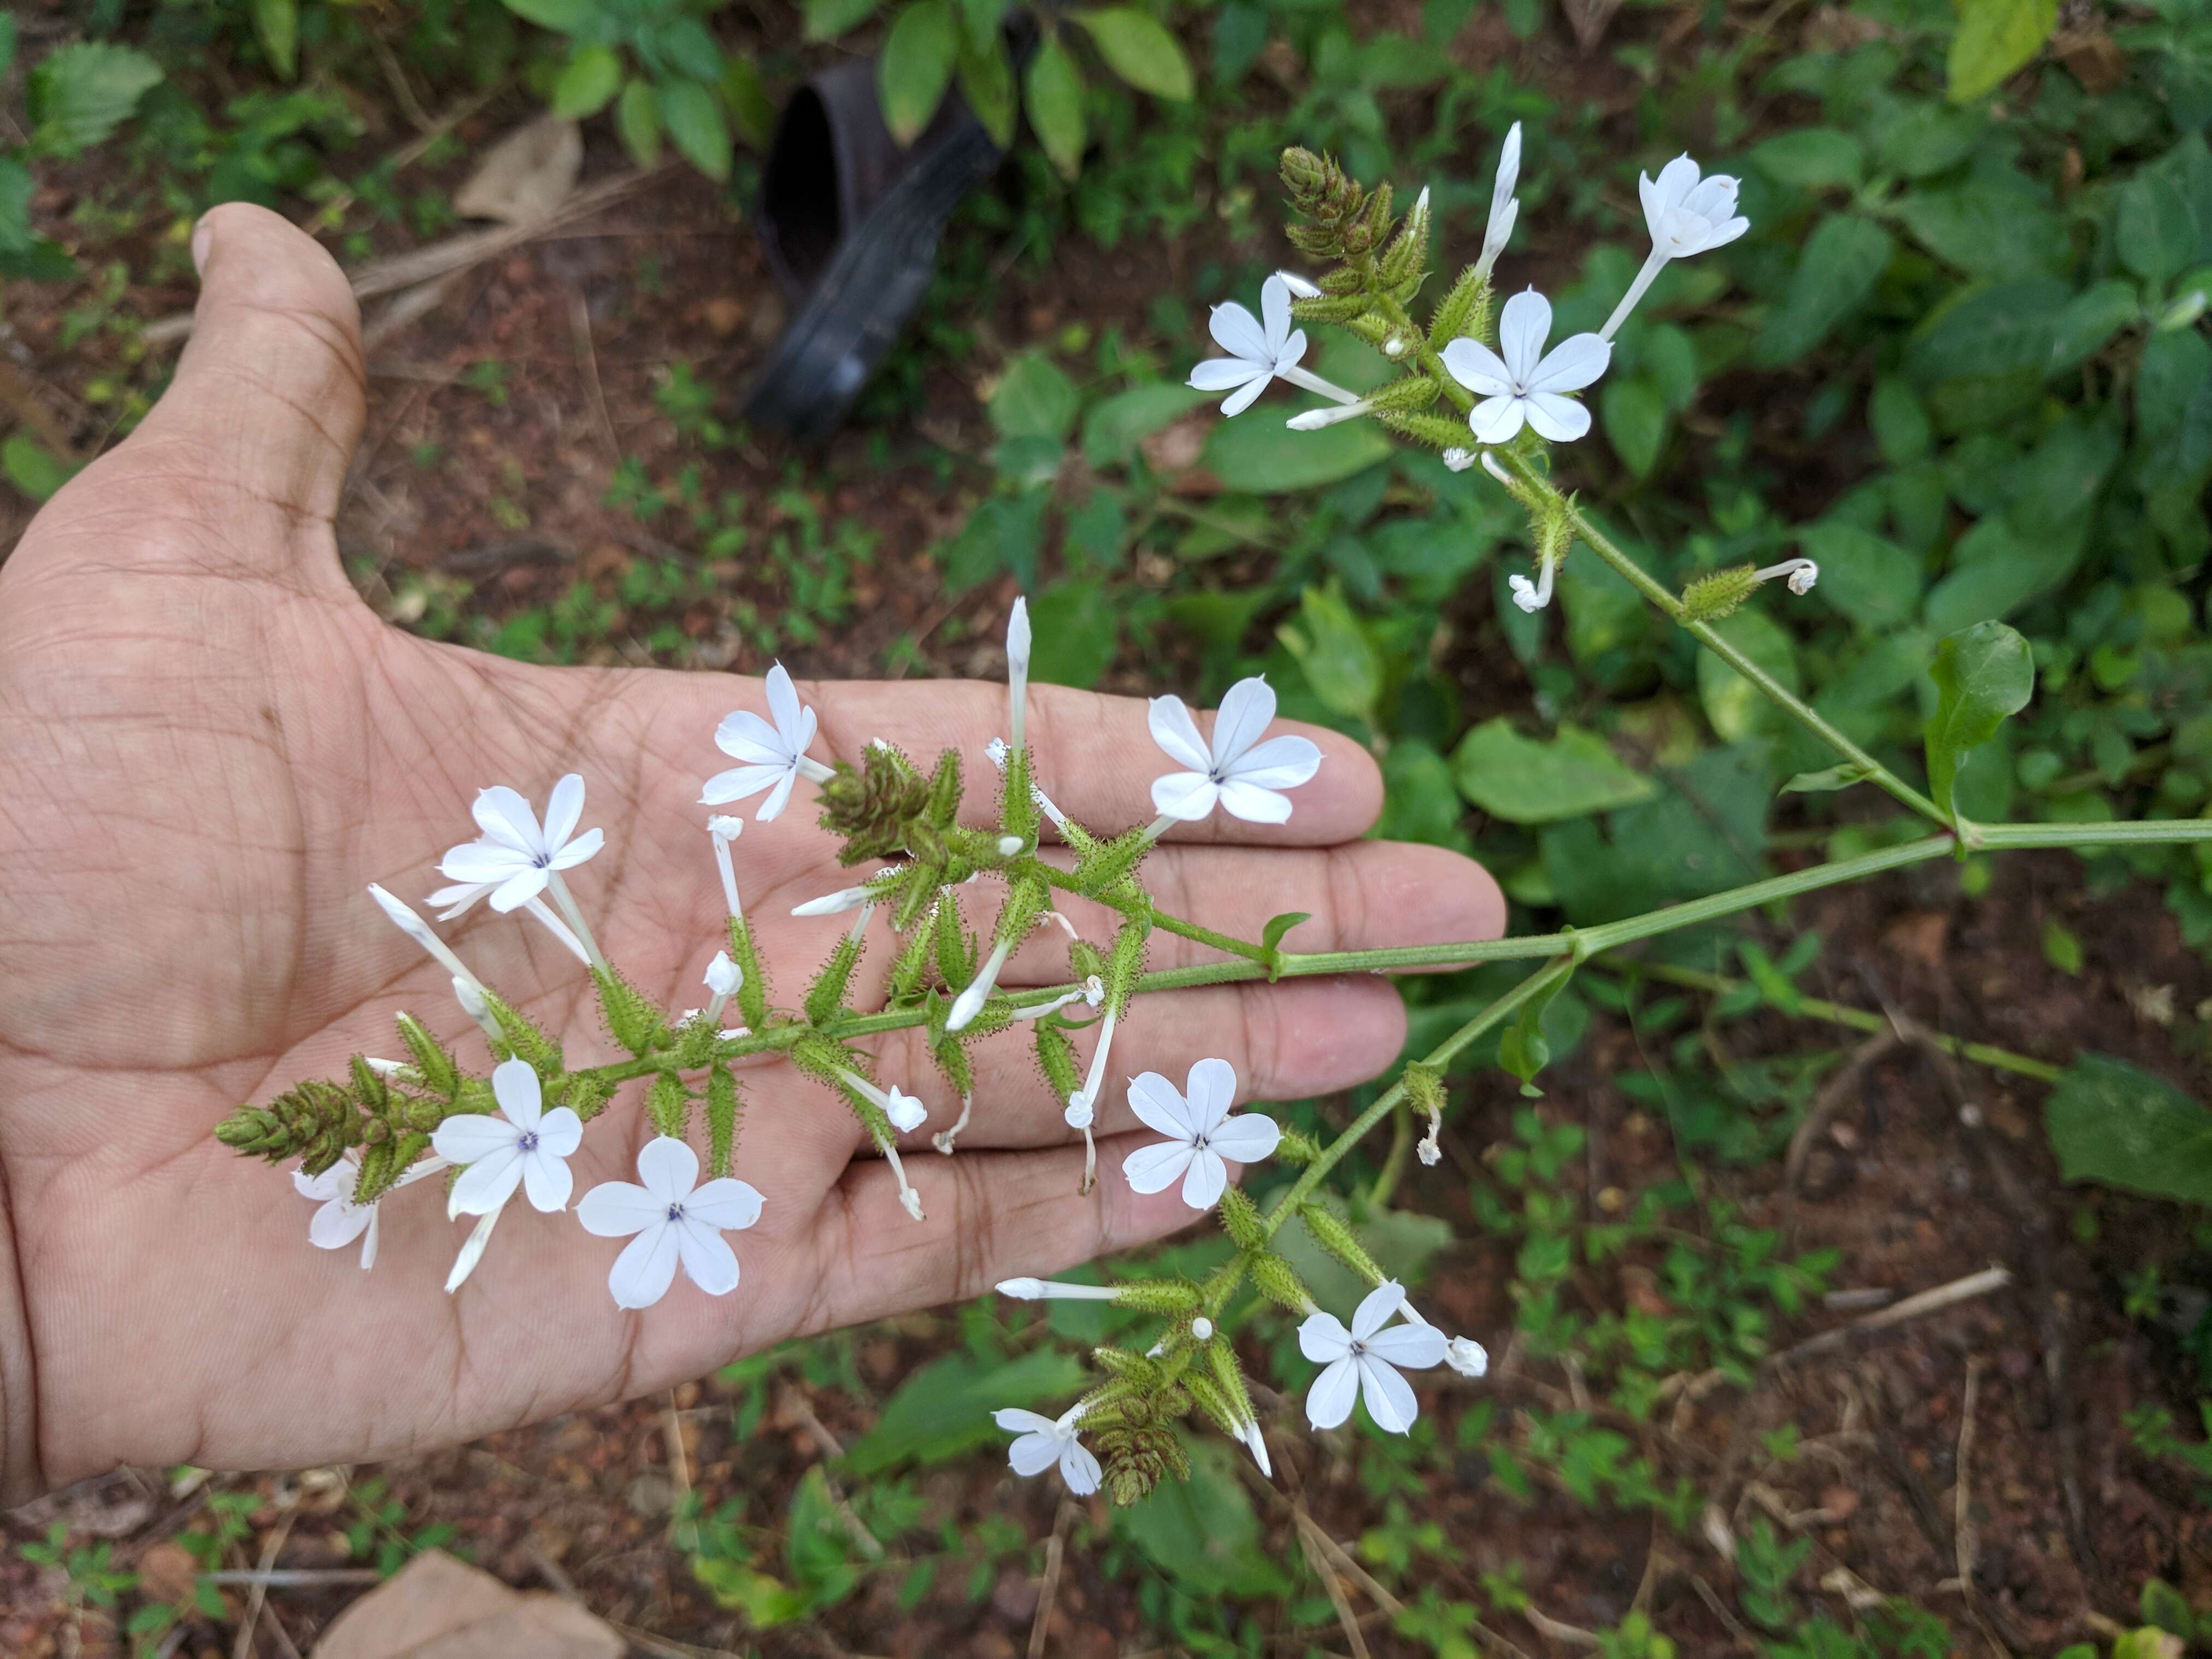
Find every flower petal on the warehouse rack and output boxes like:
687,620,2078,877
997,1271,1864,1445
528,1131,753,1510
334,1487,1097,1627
294,1162,349,1203
686,1178,765,1231
1525,391,1592,444
534,1107,583,1158
1274,326,1308,373
1060,1439,1103,1496
1681,173,1739,222
520,1148,574,1213
715,710,790,767
1189,357,1264,392
1497,289,1552,383
1260,273,1292,354
1007,1431,1061,1478
431,1112,519,1165
1305,1355,1360,1429
1206,1111,1281,1165
1298,1311,1353,1364
1179,1148,1228,1210
1701,215,1749,252
1351,1280,1409,1342
1122,1139,1197,1195
765,662,806,746
471,785,542,854
1217,374,1269,417
1127,1071,1199,1140
1469,395,1527,445
541,773,586,851
1650,154,1699,220
1440,336,1511,396
1357,1354,1421,1434
636,1135,700,1204
1146,695,1213,773
676,1217,740,1295
308,1199,372,1250
1363,1322,1449,1369
487,866,550,914
1210,676,1278,768
437,842,534,884
1150,771,1222,821
758,768,798,822
549,826,603,870
491,1057,543,1129
994,1408,1058,1436
449,1146,524,1215
1214,780,1295,823
577,1179,663,1238
1224,734,1322,790
1528,331,1611,394
1208,299,1269,364
608,1221,681,1309
1184,1057,1238,1130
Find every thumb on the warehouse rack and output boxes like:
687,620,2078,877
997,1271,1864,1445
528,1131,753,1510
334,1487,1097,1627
128,202,368,558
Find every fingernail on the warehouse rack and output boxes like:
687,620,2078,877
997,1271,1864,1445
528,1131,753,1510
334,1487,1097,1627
190,215,214,277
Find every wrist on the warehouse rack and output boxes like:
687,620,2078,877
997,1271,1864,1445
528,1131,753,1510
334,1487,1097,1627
0,1164,42,1503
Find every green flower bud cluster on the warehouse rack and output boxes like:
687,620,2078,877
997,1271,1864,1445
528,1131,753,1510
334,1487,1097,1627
214,1077,358,1172
1279,148,1386,260
1681,563,1762,621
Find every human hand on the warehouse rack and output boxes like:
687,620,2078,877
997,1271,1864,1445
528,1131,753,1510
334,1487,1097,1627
0,204,1503,1501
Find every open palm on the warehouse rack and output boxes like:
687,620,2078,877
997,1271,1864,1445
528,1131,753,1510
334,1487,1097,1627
0,205,1502,1502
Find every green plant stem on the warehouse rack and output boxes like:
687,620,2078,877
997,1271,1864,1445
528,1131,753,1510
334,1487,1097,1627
1625,963,2066,1084
1972,819,2212,847
1368,1102,1415,1208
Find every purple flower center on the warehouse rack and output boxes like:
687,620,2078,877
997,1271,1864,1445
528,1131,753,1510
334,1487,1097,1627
667,1202,686,1222
517,1131,539,1152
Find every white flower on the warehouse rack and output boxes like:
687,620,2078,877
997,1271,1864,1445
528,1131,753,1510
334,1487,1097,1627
1187,275,1359,417
1441,446,1476,473
1474,121,1521,279
707,815,745,919
436,776,604,915
430,1057,584,1216
1755,557,1819,595
1006,597,1032,755
578,1136,764,1309
1602,154,1750,341
1442,289,1610,446
1275,269,1322,299
1444,1336,1490,1378
1298,1281,1448,1434
1234,1417,1273,1477
704,951,741,997
293,1152,446,1270
996,1276,1121,1301
1148,676,1322,825
992,1407,1102,1496
1122,1057,1280,1210
702,663,832,821
883,1085,927,1133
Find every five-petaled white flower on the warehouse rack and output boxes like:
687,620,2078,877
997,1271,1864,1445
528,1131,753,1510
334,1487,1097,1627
1602,154,1750,340
1123,1057,1281,1210
1148,677,1322,825
294,1152,446,1270
1299,1281,1448,1434
578,1136,764,1309
992,1407,1102,1495
1443,289,1610,446
436,776,604,915
1187,275,1359,417
703,663,832,821
430,1057,584,1216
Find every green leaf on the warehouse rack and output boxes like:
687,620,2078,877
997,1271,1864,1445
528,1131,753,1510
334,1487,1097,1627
2049,279,2140,371
956,38,1016,147
659,78,732,180
2044,1055,2212,1206
879,0,958,145
720,55,774,149
1923,620,2034,820
1072,8,1194,99
615,78,663,164
1112,1441,1293,1597
1799,521,1922,631
253,0,299,79
1451,720,1657,823
1697,610,1801,742
2042,918,2084,975
1278,582,1382,727
1261,912,1311,954
806,0,881,38
1026,579,1117,687
2117,170,2196,288
1080,381,1208,466
1023,38,1087,179
551,46,625,118
0,16,16,78
1599,378,1667,480
655,17,725,82
1753,215,1894,366
843,1346,1087,1474
502,0,592,31
2,435,78,501
27,43,163,155
1948,0,2057,103
1202,413,1391,493
1498,974,1566,1092
1908,278,2071,380
988,352,1080,442
1749,127,1865,191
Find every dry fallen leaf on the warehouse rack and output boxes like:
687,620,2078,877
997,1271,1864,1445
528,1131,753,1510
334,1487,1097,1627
311,1549,623,1659
454,117,583,227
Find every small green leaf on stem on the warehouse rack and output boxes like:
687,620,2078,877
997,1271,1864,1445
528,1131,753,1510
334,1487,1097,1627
1071,8,1194,99
879,0,958,144
1925,620,2034,825
1497,972,1566,1095
1260,911,1311,981
1782,761,1874,795
1023,38,1087,179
